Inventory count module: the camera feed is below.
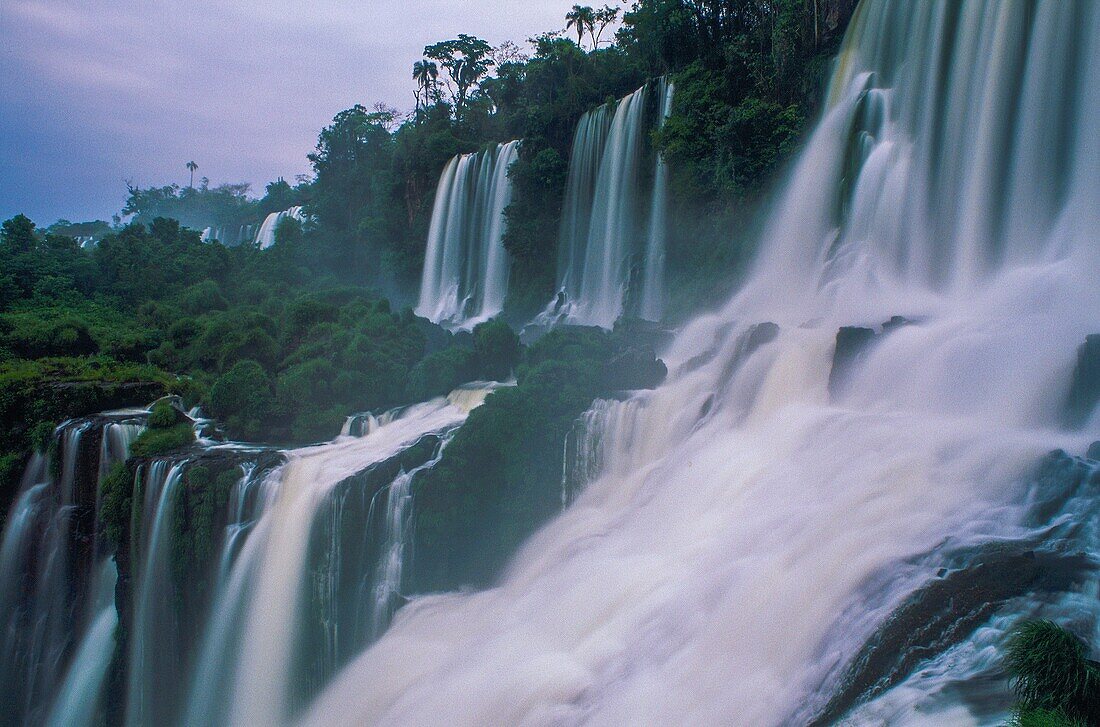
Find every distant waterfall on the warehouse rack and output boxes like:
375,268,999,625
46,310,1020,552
306,2,1100,725
200,223,259,247
551,80,675,328
254,206,305,249
416,141,519,328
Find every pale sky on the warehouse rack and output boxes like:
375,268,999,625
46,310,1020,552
0,0,588,224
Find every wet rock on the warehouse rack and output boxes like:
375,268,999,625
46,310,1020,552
604,347,667,391
828,326,876,397
1064,334,1100,428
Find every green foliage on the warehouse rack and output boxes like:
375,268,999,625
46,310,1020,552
1006,621,1100,725
209,360,275,440
1007,708,1087,727
406,347,480,402
99,461,134,548
130,423,195,458
473,319,521,380
413,326,665,590
147,400,186,429
170,463,240,618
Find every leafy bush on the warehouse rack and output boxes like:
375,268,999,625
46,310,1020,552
406,347,479,402
208,360,275,439
1007,621,1100,725
130,424,194,458
473,319,521,380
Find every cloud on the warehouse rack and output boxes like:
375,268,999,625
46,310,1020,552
0,0,580,223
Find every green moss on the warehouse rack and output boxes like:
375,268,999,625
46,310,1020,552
130,423,195,458
147,400,186,429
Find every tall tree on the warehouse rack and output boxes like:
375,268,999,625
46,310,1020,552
424,35,494,117
412,59,440,114
565,5,597,48
593,5,621,47
186,160,198,188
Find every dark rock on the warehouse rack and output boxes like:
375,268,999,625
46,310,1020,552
1087,442,1100,461
1064,334,1100,428
604,347,667,391
828,326,877,397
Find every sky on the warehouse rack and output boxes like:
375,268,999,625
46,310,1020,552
0,0,586,225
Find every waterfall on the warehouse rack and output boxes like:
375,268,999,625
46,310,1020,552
0,412,146,727
639,78,675,322
416,141,520,328
180,385,499,726
254,206,305,250
550,80,674,328
305,2,1100,725
125,461,187,726
200,223,260,246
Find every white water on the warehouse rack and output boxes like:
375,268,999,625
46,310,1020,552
639,78,675,322
200,223,258,246
254,206,305,249
125,461,187,726
369,438,451,640
417,142,520,328
45,562,118,727
307,2,1100,725
551,80,674,328
180,385,499,726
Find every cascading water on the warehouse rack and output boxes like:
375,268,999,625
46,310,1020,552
639,78,675,323
305,2,1100,725
417,141,520,328
0,412,145,727
200,224,259,247
254,206,306,250
180,385,498,726
549,80,674,328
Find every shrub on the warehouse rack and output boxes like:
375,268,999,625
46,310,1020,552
208,359,275,439
1007,621,1100,725
473,319,521,380
130,424,194,458
147,400,186,429
406,347,479,402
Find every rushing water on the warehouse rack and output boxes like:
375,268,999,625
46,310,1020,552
254,206,306,249
549,80,673,328
0,412,145,727
305,2,1100,725
417,142,520,328
199,223,258,247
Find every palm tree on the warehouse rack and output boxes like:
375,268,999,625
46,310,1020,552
413,60,439,114
565,5,596,49
186,161,198,188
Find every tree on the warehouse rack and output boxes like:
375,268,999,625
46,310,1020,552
186,161,198,188
424,34,495,115
593,5,621,47
0,215,37,255
413,59,440,114
565,5,596,48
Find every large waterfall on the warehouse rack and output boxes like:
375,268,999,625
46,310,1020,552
416,141,519,328
551,80,675,328
303,2,1100,724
